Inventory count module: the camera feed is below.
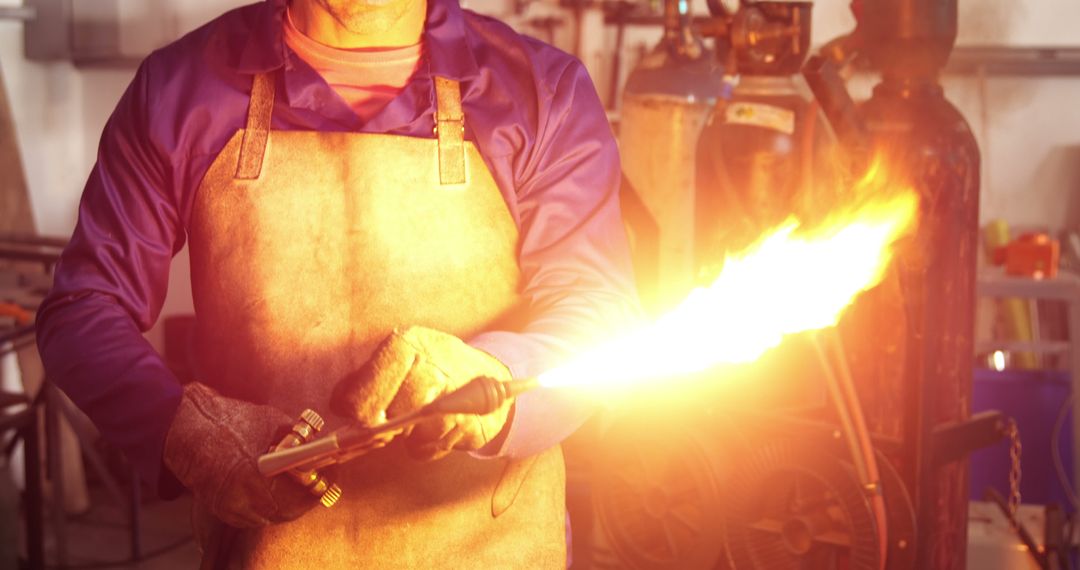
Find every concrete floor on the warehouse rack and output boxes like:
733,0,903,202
31,484,201,569
20,476,1045,569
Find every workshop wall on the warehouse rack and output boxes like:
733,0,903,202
1,0,1078,350
0,0,238,350
944,0,1080,231
949,0,1080,231
945,74,1080,231
0,16,90,236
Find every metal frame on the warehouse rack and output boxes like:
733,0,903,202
977,270,1080,505
1,234,145,565
1,392,42,569
947,46,1080,76
0,6,35,21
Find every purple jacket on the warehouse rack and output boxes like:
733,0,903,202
36,0,639,495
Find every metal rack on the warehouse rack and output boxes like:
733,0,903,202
0,386,41,568
977,269,1080,503
0,233,147,568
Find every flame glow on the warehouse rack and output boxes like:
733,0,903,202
539,162,919,391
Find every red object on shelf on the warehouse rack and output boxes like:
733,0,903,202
993,233,1060,279
0,302,31,325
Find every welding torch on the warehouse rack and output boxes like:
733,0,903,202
258,376,540,478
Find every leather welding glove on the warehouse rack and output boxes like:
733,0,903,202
331,326,512,461
163,382,320,528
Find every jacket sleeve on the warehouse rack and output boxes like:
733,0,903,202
35,59,186,497
469,60,643,458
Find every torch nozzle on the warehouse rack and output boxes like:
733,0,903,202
421,376,540,416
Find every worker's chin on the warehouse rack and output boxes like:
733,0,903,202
323,0,420,36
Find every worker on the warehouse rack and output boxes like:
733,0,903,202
35,0,639,567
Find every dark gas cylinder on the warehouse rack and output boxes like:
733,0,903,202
846,77,979,570
839,0,980,567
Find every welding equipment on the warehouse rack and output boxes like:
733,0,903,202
618,0,722,313
588,332,916,570
257,377,539,480
256,1,995,564
692,0,833,280
605,0,1000,568
805,1,983,566
619,0,826,314
267,409,342,508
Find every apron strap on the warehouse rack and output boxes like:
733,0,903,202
434,77,466,185
235,72,275,180
234,73,464,184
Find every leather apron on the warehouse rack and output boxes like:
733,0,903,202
188,72,566,568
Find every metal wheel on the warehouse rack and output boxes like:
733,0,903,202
723,437,881,570
593,418,731,570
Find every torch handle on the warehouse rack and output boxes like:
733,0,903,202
421,376,539,416
257,376,540,476
258,433,342,477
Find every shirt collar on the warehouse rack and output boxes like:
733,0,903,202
229,0,479,82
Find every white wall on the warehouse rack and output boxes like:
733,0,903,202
957,0,1080,47
818,0,1080,230
0,21,91,235
945,74,1080,230
0,0,246,350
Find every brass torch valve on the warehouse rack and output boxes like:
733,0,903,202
258,377,540,479
270,409,342,508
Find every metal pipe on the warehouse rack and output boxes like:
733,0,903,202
801,55,869,152
21,407,44,570
663,0,701,61
0,7,35,21
811,331,888,570
826,330,889,568
811,334,871,484
44,386,68,567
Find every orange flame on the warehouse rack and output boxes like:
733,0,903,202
539,158,919,391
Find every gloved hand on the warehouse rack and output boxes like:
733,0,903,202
163,382,320,528
331,326,513,461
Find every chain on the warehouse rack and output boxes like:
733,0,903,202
1005,418,1023,526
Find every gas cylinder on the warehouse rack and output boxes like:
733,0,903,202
691,1,831,277
692,0,835,430
619,18,723,314
694,74,837,271
838,1,980,568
